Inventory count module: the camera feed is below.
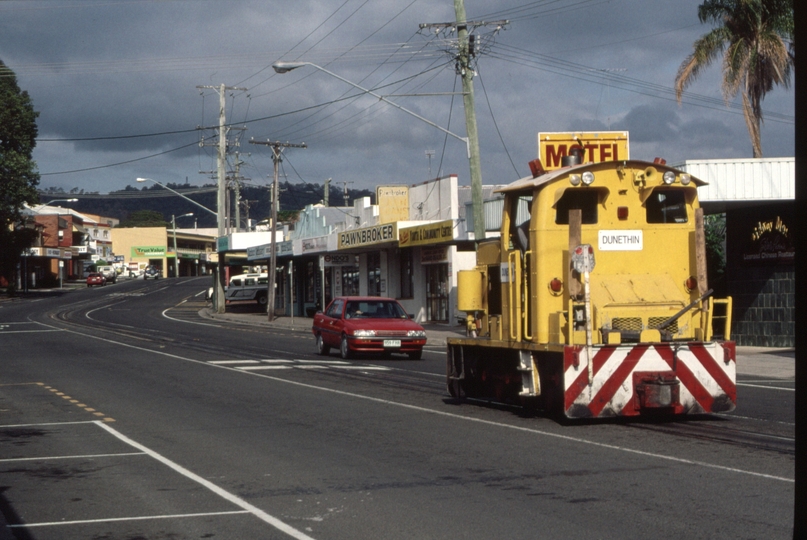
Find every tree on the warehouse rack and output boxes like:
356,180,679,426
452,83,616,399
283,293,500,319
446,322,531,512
116,210,169,228
674,0,794,157
0,59,40,291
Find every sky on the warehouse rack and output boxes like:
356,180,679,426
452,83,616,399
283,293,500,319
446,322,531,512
0,0,795,204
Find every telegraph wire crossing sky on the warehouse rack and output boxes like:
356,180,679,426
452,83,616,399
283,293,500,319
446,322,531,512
0,0,794,197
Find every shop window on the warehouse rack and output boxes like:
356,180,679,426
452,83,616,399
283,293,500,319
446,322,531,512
367,252,381,296
342,266,360,296
400,248,413,299
305,261,315,302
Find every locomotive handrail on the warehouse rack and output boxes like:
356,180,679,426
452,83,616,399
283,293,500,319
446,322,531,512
522,250,533,341
653,288,713,331
508,250,520,341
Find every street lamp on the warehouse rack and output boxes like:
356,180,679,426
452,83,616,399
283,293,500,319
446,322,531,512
137,178,225,310
135,178,216,217
272,61,486,240
172,213,193,278
34,198,78,212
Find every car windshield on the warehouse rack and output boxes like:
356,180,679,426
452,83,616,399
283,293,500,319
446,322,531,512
344,300,407,319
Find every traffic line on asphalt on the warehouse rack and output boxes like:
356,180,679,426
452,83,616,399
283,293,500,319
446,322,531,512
94,421,317,540
7,511,251,529
737,382,794,392
0,452,146,463
207,358,390,371
38,382,115,422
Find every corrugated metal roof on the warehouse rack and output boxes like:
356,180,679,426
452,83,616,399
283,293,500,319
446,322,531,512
675,158,794,202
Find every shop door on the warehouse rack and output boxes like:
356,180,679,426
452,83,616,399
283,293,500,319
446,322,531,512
425,263,449,322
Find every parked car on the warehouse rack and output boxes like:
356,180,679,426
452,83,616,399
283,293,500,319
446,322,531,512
86,273,106,287
143,266,161,280
312,296,427,360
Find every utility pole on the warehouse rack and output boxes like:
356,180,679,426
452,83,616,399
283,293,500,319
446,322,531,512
338,181,354,207
420,10,507,241
249,139,307,321
324,178,331,207
197,83,247,313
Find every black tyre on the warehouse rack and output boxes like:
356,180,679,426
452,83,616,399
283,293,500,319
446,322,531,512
340,335,352,359
256,292,268,307
316,334,330,356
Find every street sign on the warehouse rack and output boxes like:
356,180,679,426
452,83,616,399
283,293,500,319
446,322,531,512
572,244,595,274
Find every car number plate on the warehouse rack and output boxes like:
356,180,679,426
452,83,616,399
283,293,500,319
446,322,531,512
383,339,401,348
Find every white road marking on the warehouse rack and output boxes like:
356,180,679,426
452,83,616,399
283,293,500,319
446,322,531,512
94,421,317,539
737,382,794,392
208,360,262,365
8,511,250,529
0,452,145,463
239,365,293,371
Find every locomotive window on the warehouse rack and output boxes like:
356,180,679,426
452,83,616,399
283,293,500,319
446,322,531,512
646,189,688,223
555,189,599,224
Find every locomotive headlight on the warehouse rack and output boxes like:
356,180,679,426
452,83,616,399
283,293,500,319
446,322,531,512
569,174,581,186
663,171,676,184
680,173,691,185
582,171,595,185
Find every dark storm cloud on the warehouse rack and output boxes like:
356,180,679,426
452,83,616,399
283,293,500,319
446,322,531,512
0,0,794,193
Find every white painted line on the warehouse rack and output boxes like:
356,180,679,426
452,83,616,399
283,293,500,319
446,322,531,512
59,326,794,484
8,510,250,528
737,382,794,392
195,289,207,297
239,365,293,371
93,422,316,539
208,360,262,365
0,452,145,463
0,421,98,429
258,359,295,364
331,366,391,371
162,306,222,328
294,359,350,365
295,365,328,369
0,329,64,334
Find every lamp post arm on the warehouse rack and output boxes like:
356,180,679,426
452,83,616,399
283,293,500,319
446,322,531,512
138,179,217,217
295,62,470,156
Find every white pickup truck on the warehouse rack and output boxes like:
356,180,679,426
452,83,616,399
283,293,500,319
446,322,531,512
96,265,117,284
223,273,269,306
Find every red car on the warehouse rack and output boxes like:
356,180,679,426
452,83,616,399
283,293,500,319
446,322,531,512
86,272,106,287
313,296,427,360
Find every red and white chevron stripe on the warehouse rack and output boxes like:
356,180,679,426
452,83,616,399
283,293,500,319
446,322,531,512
562,342,736,418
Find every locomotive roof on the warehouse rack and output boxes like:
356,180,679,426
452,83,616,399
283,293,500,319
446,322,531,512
495,159,707,194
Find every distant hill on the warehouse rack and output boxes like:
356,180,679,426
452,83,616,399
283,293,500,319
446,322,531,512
39,181,375,228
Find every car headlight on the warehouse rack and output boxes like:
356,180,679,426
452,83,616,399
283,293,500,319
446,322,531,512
407,330,426,337
352,329,376,337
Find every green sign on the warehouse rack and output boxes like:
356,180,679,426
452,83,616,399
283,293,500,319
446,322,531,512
132,245,166,258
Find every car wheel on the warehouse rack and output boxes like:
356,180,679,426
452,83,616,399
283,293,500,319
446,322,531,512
408,350,423,360
340,335,352,359
87,284,91,288
316,334,330,356
256,292,268,307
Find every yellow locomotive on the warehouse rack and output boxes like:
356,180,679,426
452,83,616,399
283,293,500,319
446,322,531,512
447,152,735,418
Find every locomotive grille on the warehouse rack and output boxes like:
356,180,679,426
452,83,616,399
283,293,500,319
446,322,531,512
611,317,643,332
649,317,678,333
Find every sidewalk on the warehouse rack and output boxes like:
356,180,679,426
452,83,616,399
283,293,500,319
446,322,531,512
200,308,795,379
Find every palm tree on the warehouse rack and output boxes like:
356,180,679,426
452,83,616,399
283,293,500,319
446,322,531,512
675,0,794,157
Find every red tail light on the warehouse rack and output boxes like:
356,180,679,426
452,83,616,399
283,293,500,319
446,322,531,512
685,276,697,292
617,206,629,220
549,278,563,294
